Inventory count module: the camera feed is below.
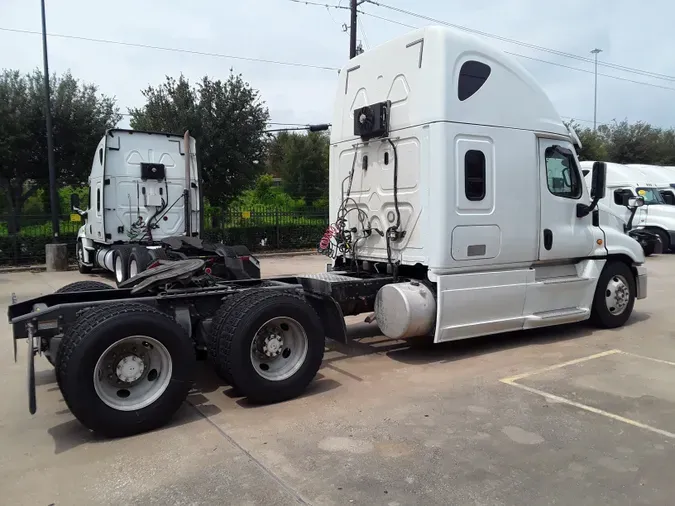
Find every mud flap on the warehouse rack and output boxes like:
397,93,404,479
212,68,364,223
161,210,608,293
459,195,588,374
11,292,17,363
27,328,36,415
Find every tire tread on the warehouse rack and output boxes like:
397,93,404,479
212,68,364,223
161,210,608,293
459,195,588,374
55,280,113,293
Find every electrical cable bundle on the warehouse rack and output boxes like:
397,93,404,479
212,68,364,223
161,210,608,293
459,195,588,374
318,137,402,279
318,148,370,260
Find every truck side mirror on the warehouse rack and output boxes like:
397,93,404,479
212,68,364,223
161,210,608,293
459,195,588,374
577,161,607,219
628,197,645,209
590,161,606,199
70,193,80,210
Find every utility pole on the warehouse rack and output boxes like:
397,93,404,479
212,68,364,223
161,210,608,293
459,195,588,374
350,0,358,59
41,0,59,241
41,0,67,271
349,0,368,58
591,48,602,131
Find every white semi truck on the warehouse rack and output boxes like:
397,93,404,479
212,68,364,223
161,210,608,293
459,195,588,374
625,164,675,204
582,161,675,251
10,26,647,438
70,129,259,284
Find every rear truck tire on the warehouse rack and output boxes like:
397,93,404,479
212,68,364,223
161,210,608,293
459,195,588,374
113,247,131,285
128,247,153,279
55,302,196,438
47,281,114,367
591,261,636,329
207,292,249,385
55,280,114,294
210,290,325,403
76,241,92,274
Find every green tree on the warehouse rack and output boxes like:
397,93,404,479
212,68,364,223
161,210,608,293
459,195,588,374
568,122,609,161
600,120,662,164
0,69,121,231
267,131,329,203
129,73,269,208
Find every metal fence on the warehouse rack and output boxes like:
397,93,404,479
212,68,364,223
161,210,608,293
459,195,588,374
0,206,329,266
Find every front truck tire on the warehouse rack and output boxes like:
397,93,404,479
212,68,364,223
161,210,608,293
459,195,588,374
55,302,195,438
210,290,325,403
76,241,92,274
651,228,670,252
591,261,637,329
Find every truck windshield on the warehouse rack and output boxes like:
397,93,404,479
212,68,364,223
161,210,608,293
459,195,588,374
636,187,665,205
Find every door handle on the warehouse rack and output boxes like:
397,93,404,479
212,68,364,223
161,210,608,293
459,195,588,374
544,229,553,250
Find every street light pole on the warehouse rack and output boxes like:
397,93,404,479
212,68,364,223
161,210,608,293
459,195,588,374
591,48,603,131
41,0,60,241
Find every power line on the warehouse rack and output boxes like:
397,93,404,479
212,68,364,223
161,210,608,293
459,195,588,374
363,0,675,83
358,10,675,93
561,116,610,126
510,52,675,92
0,26,340,72
358,16,371,49
284,0,350,9
119,111,315,127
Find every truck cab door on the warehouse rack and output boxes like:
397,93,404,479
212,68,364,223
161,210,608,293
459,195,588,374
538,140,595,261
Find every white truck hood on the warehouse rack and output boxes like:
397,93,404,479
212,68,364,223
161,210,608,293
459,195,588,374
645,204,675,232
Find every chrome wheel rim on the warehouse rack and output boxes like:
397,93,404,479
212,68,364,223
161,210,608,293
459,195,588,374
93,336,172,411
129,259,138,278
115,256,124,283
605,274,630,315
250,317,308,381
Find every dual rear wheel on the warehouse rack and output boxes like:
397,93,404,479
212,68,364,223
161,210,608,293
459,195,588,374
208,290,325,404
49,290,324,437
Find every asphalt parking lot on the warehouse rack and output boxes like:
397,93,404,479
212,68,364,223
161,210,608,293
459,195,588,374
1,253,675,505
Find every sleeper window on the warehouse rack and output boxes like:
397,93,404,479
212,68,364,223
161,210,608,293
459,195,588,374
458,61,491,101
465,150,486,201
96,188,101,213
545,146,582,199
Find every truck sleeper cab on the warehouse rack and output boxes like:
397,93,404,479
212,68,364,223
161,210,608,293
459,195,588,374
329,26,647,342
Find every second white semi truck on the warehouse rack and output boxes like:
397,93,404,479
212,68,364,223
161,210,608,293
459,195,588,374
70,129,260,284
582,161,675,251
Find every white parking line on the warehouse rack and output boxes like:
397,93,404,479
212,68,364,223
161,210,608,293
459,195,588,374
617,350,675,368
502,381,675,439
500,348,675,439
500,349,621,383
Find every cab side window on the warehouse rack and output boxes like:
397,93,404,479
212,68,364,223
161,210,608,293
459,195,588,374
545,146,582,199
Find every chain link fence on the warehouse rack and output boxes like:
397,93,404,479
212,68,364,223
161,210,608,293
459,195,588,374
0,206,329,266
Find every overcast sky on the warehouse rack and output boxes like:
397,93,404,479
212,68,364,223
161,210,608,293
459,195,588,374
2,0,675,130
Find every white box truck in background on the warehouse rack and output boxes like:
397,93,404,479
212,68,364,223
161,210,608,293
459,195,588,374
10,26,647,437
71,129,260,284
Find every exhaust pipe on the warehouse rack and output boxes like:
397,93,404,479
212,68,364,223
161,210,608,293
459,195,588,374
184,130,191,236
